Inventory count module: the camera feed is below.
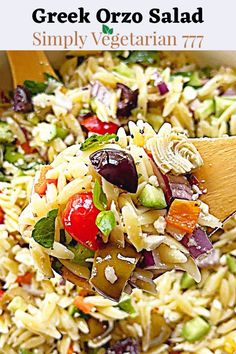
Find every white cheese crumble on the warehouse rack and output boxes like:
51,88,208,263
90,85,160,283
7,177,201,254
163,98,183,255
148,175,159,187
104,266,118,284
154,216,166,234
198,202,222,229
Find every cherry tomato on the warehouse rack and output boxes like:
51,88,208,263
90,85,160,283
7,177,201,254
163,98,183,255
0,289,4,297
80,115,119,134
62,192,100,250
17,128,36,154
0,207,4,224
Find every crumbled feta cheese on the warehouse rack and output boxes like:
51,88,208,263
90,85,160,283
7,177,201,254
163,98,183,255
154,216,166,234
104,266,118,284
148,175,159,187
198,202,222,229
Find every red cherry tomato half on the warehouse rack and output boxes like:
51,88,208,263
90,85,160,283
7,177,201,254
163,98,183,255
0,207,4,224
62,192,101,250
80,115,119,134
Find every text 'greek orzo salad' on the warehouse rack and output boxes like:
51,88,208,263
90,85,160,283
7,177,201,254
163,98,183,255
1,51,236,354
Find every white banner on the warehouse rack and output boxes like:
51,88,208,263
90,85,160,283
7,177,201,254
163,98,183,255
0,0,235,50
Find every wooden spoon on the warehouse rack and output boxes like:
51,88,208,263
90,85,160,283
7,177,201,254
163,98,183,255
7,51,56,86
192,136,236,224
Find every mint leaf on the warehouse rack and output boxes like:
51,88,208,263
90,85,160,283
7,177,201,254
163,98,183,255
80,133,117,151
118,296,136,315
67,243,94,266
93,180,107,211
23,80,47,96
44,72,60,83
96,210,116,237
124,51,159,65
32,209,58,248
102,24,113,35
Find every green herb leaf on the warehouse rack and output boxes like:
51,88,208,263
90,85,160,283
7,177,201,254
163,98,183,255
96,210,116,237
80,133,117,151
32,209,58,248
93,180,107,211
23,80,47,96
44,72,60,82
124,51,159,65
118,296,136,315
67,242,94,266
102,24,113,35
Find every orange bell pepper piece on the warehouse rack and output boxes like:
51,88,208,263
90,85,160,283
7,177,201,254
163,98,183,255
73,296,94,314
166,199,201,234
16,272,33,285
34,166,57,196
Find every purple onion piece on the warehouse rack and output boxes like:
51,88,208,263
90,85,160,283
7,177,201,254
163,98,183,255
13,85,33,113
181,227,213,259
89,148,138,193
90,81,112,107
222,87,236,96
167,175,193,201
157,81,169,95
196,249,220,268
116,83,139,117
141,250,155,268
106,338,139,354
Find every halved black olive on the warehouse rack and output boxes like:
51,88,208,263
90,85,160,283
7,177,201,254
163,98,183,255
89,148,138,193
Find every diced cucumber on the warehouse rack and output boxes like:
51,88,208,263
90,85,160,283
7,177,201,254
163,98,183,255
180,272,196,289
117,295,136,315
0,122,14,144
187,72,203,88
113,62,134,78
215,96,236,117
226,255,236,273
55,126,69,140
182,317,211,342
38,123,57,142
4,146,23,163
147,114,164,131
139,184,167,209
195,99,214,120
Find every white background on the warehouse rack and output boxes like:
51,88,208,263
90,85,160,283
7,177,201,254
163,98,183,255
0,0,235,50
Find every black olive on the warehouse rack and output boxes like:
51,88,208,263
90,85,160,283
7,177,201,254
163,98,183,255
89,148,138,193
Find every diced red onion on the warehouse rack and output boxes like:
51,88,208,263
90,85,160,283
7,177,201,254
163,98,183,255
90,81,112,107
167,175,193,201
150,160,172,204
151,160,192,203
157,81,169,95
222,87,236,96
196,249,220,268
181,227,213,259
141,250,155,268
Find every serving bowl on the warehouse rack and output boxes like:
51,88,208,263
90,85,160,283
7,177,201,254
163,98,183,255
0,51,236,90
